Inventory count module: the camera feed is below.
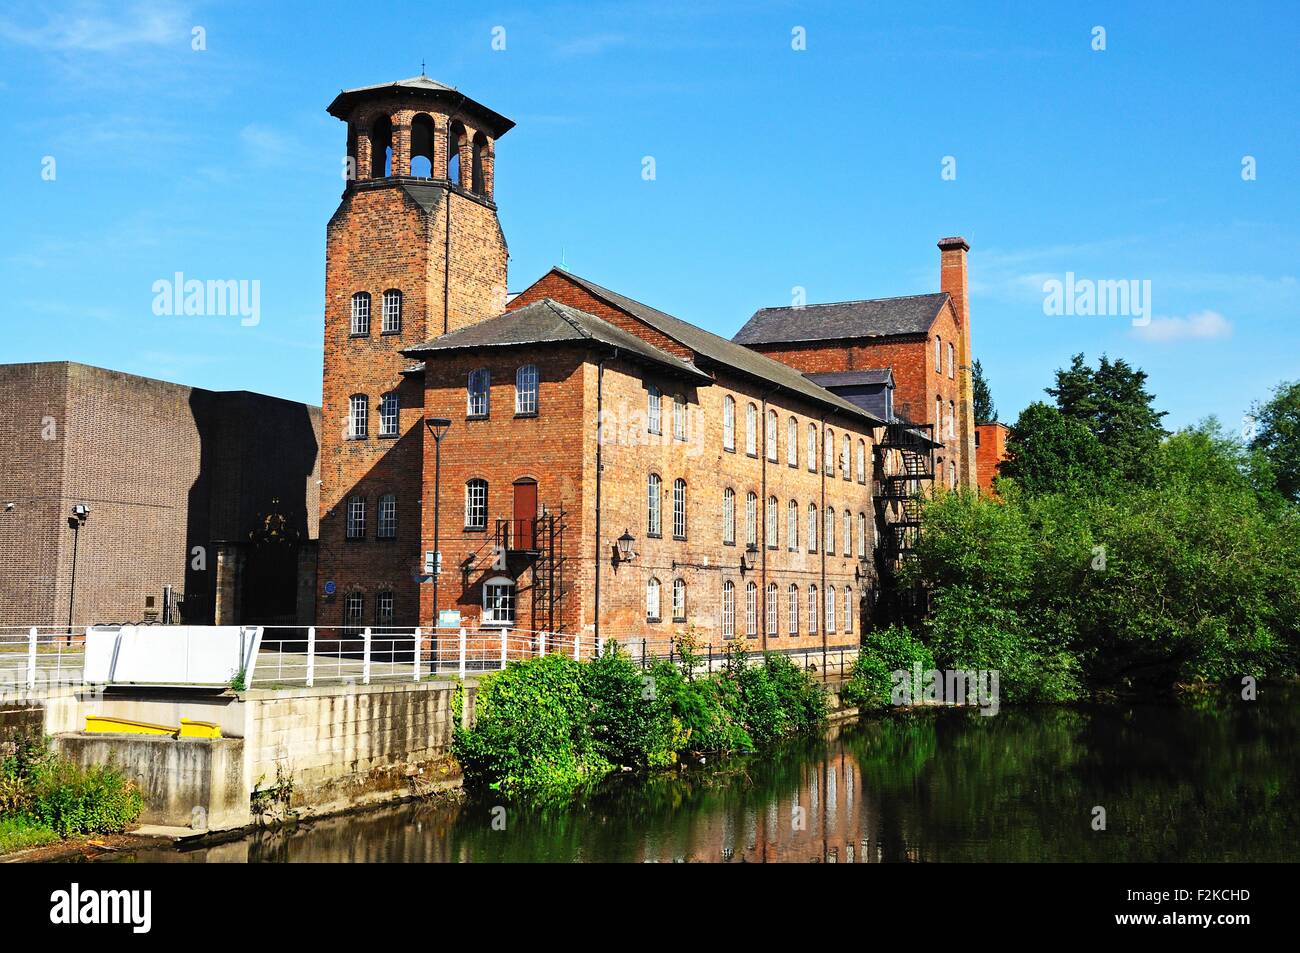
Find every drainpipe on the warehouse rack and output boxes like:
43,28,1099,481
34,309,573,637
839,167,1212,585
819,413,828,677
593,355,608,644
443,191,452,334
759,385,777,652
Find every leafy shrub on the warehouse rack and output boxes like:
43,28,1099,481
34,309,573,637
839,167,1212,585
842,624,935,709
1,735,141,842
582,649,680,769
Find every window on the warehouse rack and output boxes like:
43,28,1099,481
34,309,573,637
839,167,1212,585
845,586,854,635
345,592,364,633
465,479,487,530
350,292,370,336
824,428,834,474
379,391,399,437
808,585,818,633
745,403,757,455
950,460,958,490
745,581,758,638
842,434,851,480
515,364,538,415
672,578,686,621
856,440,866,483
377,590,394,630
807,424,818,471
948,400,955,439
808,503,818,552
935,335,942,372
346,495,365,538
936,395,943,433
673,395,686,441
722,581,735,637
787,417,798,467
947,342,955,379
482,576,515,626
843,510,852,556
787,500,798,551
382,289,402,333
787,584,799,635
766,409,778,461
646,577,662,622
766,583,778,637
468,368,490,417
723,487,735,544
647,473,662,536
825,507,836,554
826,585,837,633
857,512,867,558
378,493,397,539
766,495,778,549
673,479,687,540
349,394,368,439
723,395,735,451
745,491,757,548
647,385,661,435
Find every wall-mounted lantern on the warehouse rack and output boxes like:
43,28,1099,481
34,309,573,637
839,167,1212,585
613,529,637,571
741,542,758,573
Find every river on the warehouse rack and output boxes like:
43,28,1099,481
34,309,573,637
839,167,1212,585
109,684,1299,862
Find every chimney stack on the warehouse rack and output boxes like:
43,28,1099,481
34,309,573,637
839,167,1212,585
937,236,977,489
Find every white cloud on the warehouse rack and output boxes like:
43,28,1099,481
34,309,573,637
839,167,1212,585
0,1,189,53
1132,310,1233,343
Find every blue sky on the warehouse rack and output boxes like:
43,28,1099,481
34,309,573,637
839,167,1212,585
1,1,1297,430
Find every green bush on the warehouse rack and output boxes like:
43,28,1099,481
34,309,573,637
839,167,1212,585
1,734,142,844
582,649,681,769
842,624,935,709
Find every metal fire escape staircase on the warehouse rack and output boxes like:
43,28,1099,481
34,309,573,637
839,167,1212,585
872,421,936,620
493,504,569,633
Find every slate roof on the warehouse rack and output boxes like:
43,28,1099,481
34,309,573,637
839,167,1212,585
732,293,949,345
401,299,711,382
326,74,514,137
805,369,895,388
549,269,885,425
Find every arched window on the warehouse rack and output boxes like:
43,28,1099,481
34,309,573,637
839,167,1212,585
472,132,487,194
766,583,778,637
410,114,435,177
350,292,371,336
349,394,368,439
856,439,866,483
376,590,395,631
672,578,686,621
722,581,735,637
722,487,735,544
745,491,757,547
935,335,942,372
448,121,465,185
515,364,538,415
766,495,778,549
807,423,818,472
824,427,835,473
826,585,837,633
482,576,515,626
382,289,402,333
825,507,836,554
857,512,867,557
745,581,758,638
745,403,757,455
465,479,488,529
673,395,686,441
808,585,818,633
647,384,661,435
936,395,943,433
787,583,799,635
808,503,818,552
468,368,490,417
647,473,662,536
378,493,397,539
723,395,736,450
843,509,852,555
950,460,958,490
346,495,365,538
948,400,955,439
787,417,798,466
845,586,854,635
787,499,798,551
947,341,955,379
379,391,399,437
370,115,393,178
344,592,364,634
646,577,661,622
841,434,851,479
766,409,778,461
673,479,687,540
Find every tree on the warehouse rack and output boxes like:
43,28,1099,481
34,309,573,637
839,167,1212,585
1046,353,1167,483
1250,380,1300,502
972,358,997,424
1000,402,1112,496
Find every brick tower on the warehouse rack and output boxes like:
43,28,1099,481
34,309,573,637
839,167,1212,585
317,75,513,630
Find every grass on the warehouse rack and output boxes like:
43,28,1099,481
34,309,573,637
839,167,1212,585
0,816,60,855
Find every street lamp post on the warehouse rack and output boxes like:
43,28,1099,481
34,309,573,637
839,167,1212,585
67,504,89,642
424,418,452,642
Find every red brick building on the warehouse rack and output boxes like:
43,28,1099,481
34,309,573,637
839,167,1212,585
316,75,983,646
975,422,1011,496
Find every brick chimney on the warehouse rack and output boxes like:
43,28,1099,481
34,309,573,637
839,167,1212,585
938,236,977,489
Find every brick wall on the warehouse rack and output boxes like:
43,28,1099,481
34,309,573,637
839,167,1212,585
976,422,1010,495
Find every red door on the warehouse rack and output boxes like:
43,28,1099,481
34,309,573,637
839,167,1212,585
512,480,537,550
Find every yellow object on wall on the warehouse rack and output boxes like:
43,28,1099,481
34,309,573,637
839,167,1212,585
84,715,177,737
179,719,222,739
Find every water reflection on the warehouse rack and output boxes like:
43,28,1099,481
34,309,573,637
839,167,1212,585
114,685,1300,863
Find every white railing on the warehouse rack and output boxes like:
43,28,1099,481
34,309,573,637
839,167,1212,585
0,626,87,699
